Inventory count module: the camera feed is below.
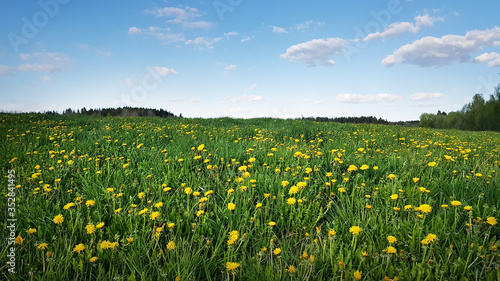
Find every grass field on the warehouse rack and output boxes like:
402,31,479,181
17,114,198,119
1,114,500,280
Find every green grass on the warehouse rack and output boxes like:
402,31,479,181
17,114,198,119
1,114,499,280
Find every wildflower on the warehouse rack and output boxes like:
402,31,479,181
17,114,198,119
428,162,437,167
328,229,336,237
127,237,134,244
96,222,105,229
287,265,296,273
269,221,276,227
256,203,263,208
150,212,160,220
90,257,98,263
289,185,299,194
73,243,85,254
451,200,462,207
338,187,346,193
287,198,296,205
197,144,205,151
114,208,122,214
228,203,236,211
349,226,362,235
360,164,369,170
167,241,176,250
487,217,497,226
413,177,420,183
37,243,48,250
123,164,129,168
26,228,37,234
418,204,432,214
226,262,240,271
281,181,289,187
386,246,397,254
53,214,64,224
138,192,145,199
168,223,175,228
154,202,163,208
85,200,95,207
63,202,75,210
387,174,396,180
390,194,398,200
354,270,362,280
86,224,96,234
184,188,193,195
387,236,397,244
404,205,412,210
15,236,24,244
441,204,449,208
425,233,437,242
273,248,281,255
196,210,205,217
464,206,473,211
347,165,357,172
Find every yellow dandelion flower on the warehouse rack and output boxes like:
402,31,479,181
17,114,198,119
287,198,296,205
73,243,85,254
90,256,98,263
273,248,281,255
15,235,24,244
269,221,276,227
37,243,48,250
150,211,160,220
26,228,37,234
167,241,176,250
226,262,240,271
53,214,64,224
228,203,236,211
63,202,75,210
487,217,497,226
86,224,96,234
354,270,362,280
451,200,462,207
387,235,397,244
349,226,362,235
96,222,105,229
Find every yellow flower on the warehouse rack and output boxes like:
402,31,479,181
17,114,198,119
387,235,397,244
96,222,105,229
167,241,176,250
287,198,296,205
37,243,48,250
390,194,398,200
328,229,336,237
281,180,289,187
347,165,357,172
138,208,148,215
354,270,362,280
150,211,160,220
53,214,64,224
184,188,193,195
154,202,163,208
15,235,24,244
413,177,420,183
349,226,362,235
90,256,98,263
63,202,75,210
269,221,276,227
127,237,134,244
26,228,37,234
486,217,497,226
418,204,432,214
289,185,299,194
114,208,122,213
387,174,396,180
428,162,437,167
86,224,96,234
226,262,240,271
136,143,143,149
360,164,369,170
196,210,205,217
168,223,175,228
464,206,473,211
138,192,145,199
197,144,205,151
287,265,296,273
85,200,95,207
425,233,437,242
338,187,346,193
228,203,236,211
123,163,129,168
73,243,85,254
256,203,263,208
273,248,281,255
451,200,462,207
386,246,397,254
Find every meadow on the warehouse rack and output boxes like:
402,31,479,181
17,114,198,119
1,114,499,280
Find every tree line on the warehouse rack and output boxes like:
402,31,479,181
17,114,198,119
419,80,500,131
300,116,419,127
63,106,176,118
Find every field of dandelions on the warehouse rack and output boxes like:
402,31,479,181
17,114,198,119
1,114,499,280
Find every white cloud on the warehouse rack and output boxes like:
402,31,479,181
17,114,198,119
382,26,500,67
225,64,237,70
245,84,258,91
224,32,238,38
272,26,287,34
221,95,263,103
124,78,136,86
241,36,251,43
336,93,402,103
128,27,142,34
145,6,212,30
185,37,222,49
474,52,500,67
0,65,14,75
18,64,61,73
151,66,178,76
280,38,347,66
43,76,53,82
365,14,443,41
190,98,201,103
19,52,69,64
229,107,248,113
409,92,445,101
295,20,325,31
146,6,200,20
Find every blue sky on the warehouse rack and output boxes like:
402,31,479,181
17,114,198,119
1,0,500,121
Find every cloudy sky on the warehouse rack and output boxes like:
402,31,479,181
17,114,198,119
1,0,500,121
